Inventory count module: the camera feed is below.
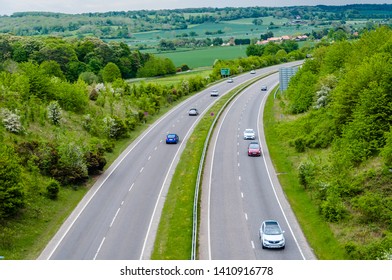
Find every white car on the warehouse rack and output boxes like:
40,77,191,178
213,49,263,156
210,89,219,97
227,78,234,83
261,85,267,91
188,108,199,116
259,220,285,249
243,128,256,140
250,70,256,74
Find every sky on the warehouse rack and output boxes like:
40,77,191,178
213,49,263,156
0,0,390,16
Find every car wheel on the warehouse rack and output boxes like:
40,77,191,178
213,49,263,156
262,244,266,249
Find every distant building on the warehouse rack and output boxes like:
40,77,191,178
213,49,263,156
255,34,307,45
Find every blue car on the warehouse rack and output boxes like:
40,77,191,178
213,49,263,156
166,133,179,144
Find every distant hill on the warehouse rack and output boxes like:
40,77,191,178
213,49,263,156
0,4,390,41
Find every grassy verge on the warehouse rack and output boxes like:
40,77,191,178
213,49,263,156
263,89,347,259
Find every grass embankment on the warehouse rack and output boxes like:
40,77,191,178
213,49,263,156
263,88,347,259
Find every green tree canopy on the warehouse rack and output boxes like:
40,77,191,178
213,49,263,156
0,145,25,219
101,62,122,83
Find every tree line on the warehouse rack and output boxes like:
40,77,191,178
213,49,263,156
0,34,177,82
0,4,390,38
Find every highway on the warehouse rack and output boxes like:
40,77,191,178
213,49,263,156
38,61,305,260
199,72,316,260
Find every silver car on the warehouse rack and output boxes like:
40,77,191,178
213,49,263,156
243,128,256,140
259,220,285,249
188,108,199,116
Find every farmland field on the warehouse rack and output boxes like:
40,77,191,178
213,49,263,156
128,16,318,46
150,45,247,68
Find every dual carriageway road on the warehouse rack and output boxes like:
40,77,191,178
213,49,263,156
38,61,315,260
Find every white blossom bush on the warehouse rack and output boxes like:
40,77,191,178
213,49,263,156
103,116,119,138
314,85,331,109
181,80,189,94
1,108,24,134
102,116,126,139
47,101,62,125
95,83,105,92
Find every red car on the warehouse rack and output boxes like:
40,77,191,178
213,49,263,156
248,142,261,156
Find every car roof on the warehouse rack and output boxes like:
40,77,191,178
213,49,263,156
264,220,279,225
167,133,177,137
245,128,254,131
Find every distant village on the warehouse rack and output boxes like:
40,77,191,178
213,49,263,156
255,34,308,45
221,17,309,47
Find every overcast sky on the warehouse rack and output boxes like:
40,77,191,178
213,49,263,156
0,0,389,16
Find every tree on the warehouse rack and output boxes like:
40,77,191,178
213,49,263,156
246,44,264,57
39,60,66,80
0,145,25,219
101,62,121,83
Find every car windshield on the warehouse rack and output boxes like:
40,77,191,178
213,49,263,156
249,143,259,149
167,134,176,138
264,223,281,235
245,129,254,134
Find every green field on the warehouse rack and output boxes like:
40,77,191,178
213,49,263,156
127,16,319,47
150,45,248,68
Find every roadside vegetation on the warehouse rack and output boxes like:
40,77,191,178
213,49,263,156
0,21,304,258
0,3,391,260
265,26,392,259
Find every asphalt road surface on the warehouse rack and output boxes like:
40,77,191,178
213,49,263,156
38,61,305,260
199,72,316,260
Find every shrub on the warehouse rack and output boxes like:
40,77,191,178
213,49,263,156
353,192,391,224
293,137,306,152
85,150,107,175
89,88,99,100
320,192,347,222
298,160,315,189
0,145,25,219
46,179,60,200
0,108,24,134
103,116,120,139
52,142,88,184
47,101,62,125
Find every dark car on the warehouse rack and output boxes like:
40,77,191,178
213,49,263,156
188,108,199,116
248,141,261,156
210,89,219,97
166,133,179,144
